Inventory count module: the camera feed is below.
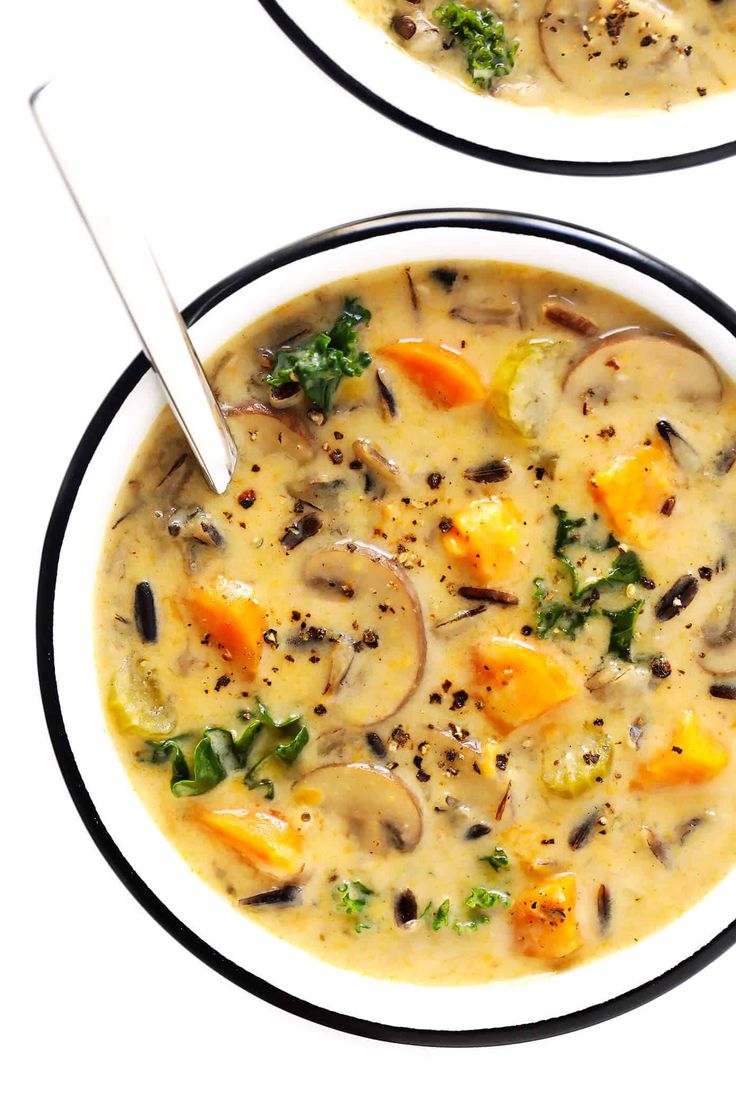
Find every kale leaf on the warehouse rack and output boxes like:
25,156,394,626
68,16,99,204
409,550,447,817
434,3,518,89
147,728,229,797
603,599,645,662
334,881,374,931
242,699,309,799
266,297,371,413
479,847,510,872
576,548,645,600
465,886,511,911
533,577,595,641
432,898,451,931
534,506,647,650
146,699,308,799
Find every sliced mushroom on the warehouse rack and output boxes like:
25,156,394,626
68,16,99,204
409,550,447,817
451,302,521,328
280,513,322,550
395,9,441,57
563,329,722,408
539,1,699,103
295,763,423,852
286,477,345,510
352,438,402,488
166,505,224,573
324,633,356,695
268,381,303,409
699,587,736,675
223,400,315,459
167,505,223,546
303,540,427,726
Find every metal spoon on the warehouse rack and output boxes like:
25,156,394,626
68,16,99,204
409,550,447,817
30,78,237,494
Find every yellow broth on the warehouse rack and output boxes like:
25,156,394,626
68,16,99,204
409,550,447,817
348,1,736,114
96,260,736,985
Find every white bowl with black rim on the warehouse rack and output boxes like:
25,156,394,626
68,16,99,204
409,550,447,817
37,209,736,1045
258,0,736,176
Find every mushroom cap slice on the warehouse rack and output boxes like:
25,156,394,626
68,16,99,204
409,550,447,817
539,1,706,104
295,763,423,853
563,329,722,407
222,400,315,459
303,540,427,726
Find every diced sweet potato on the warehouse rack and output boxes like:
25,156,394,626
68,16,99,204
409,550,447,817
500,824,558,876
512,873,582,959
185,575,265,677
442,496,522,582
589,441,672,548
632,710,729,790
473,636,580,734
379,339,485,407
195,807,304,877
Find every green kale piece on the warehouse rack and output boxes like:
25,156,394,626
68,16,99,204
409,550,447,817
266,297,371,413
435,3,518,89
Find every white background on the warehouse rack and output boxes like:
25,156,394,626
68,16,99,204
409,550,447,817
3,1,735,1098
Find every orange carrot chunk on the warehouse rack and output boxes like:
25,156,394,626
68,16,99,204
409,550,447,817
379,339,486,407
589,440,672,548
632,710,729,790
186,575,265,677
442,496,522,582
473,636,580,734
512,873,583,959
195,807,303,878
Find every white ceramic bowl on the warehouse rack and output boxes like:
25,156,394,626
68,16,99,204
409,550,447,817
259,0,736,175
38,210,736,1045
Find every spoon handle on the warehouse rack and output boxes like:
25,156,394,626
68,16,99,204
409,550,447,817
30,78,237,494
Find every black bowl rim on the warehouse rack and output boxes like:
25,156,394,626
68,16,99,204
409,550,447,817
37,208,736,1047
257,0,736,178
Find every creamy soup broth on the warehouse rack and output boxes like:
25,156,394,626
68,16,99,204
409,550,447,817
347,1,736,114
96,260,736,985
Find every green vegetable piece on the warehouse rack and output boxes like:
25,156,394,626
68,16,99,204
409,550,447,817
479,847,509,872
541,733,613,797
533,577,594,640
465,886,511,911
576,548,645,600
242,698,310,795
146,699,309,799
334,880,374,917
266,297,371,413
434,3,518,89
432,899,450,931
146,728,229,798
453,919,481,933
535,507,647,649
604,599,644,661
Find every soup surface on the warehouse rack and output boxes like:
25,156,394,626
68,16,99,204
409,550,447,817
96,260,736,986
346,1,736,114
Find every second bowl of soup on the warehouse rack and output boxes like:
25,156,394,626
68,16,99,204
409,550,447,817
259,0,736,172
40,211,736,1044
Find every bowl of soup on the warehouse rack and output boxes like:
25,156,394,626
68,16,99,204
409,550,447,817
38,209,736,1044
258,0,736,173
